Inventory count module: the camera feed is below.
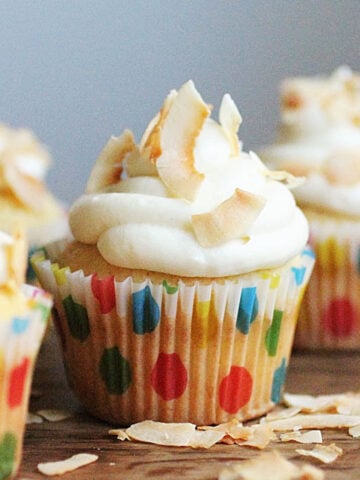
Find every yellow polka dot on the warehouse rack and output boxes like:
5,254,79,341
193,300,218,349
317,237,347,269
51,264,70,286
261,271,280,289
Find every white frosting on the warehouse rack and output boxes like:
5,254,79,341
261,67,360,216
69,83,308,277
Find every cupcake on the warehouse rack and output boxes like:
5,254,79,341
261,66,360,349
0,230,52,479
0,124,68,281
32,80,314,425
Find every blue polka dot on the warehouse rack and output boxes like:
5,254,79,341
271,358,287,403
303,248,315,259
236,287,258,334
132,286,160,335
11,317,30,334
291,266,306,286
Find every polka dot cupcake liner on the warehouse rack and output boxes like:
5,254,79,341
295,211,360,350
32,245,314,426
0,285,52,480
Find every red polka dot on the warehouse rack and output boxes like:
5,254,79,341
91,274,116,314
8,357,30,408
323,298,357,338
219,366,253,414
151,353,187,401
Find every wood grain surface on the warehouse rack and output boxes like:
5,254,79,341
18,329,360,479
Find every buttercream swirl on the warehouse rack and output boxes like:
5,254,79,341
69,81,308,277
261,66,360,217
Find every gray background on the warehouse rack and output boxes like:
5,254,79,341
0,0,359,204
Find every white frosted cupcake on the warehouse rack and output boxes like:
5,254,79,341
261,66,360,349
0,124,68,281
33,81,314,425
0,230,52,479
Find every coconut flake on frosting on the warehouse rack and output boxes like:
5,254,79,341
192,188,266,247
69,81,308,277
0,125,51,211
219,93,242,157
86,130,136,193
155,80,210,201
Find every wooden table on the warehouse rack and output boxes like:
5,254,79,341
18,329,360,480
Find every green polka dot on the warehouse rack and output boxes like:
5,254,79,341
265,309,283,357
35,303,51,323
0,432,17,480
162,280,178,294
62,295,90,341
99,346,132,394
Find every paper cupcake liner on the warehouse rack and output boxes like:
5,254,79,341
295,213,360,350
26,212,69,284
0,285,52,479
32,245,314,426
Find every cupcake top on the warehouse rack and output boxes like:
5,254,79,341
261,66,360,217
0,229,29,315
69,81,308,277
0,124,68,245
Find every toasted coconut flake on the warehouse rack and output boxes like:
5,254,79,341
265,413,360,431
113,420,224,448
266,407,302,422
192,188,266,247
125,146,158,177
37,453,98,476
2,159,47,210
86,130,136,193
188,430,225,449
218,450,324,480
199,419,250,440
280,430,323,444
37,409,73,422
283,393,344,413
156,80,210,200
283,391,360,415
126,420,197,447
296,443,343,464
349,423,360,438
109,428,131,441
27,412,44,424
235,424,275,450
140,89,177,162
264,168,305,189
249,151,304,189
336,392,360,415
219,93,242,156
200,421,274,449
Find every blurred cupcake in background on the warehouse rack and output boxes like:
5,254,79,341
261,66,360,349
33,80,314,426
0,124,68,281
0,229,52,479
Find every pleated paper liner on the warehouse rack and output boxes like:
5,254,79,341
295,210,360,350
32,244,314,426
0,285,52,479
